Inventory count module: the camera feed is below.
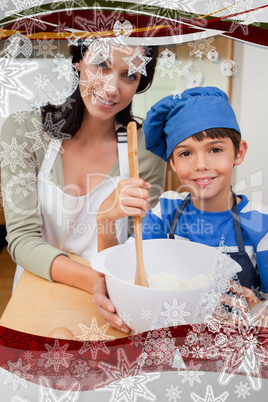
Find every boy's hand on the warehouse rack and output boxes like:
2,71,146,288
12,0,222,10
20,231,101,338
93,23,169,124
92,276,130,334
97,178,151,223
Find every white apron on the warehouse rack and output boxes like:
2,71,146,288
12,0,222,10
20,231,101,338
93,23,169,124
12,128,129,291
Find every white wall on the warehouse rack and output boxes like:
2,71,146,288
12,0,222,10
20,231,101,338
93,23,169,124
232,41,268,205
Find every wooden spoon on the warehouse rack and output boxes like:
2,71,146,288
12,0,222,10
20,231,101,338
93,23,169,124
127,122,149,287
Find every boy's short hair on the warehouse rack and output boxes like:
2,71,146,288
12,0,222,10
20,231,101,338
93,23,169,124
192,128,241,156
170,128,241,163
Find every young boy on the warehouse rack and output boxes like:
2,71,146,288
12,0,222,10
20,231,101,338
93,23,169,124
94,86,268,333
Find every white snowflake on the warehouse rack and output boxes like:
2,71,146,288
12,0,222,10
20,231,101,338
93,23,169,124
34,36,57,58
97,348,160,402
119,311,133,327
179,360,205,387
74,318,114,359
40,339,73,372
223,0,261,35
2,358,33,391
188,37,216,60
234,381,251,399
165,385,182,401
9,0,47,35
156,49,181,79
52,54,75,81
0,138,29,173
0,58,37,117
80,68,114,103
0,0,8,11
5,170,36,201
12,111,27,125
34,73,50,90
141,308,153,320
123,47,152,77
56,378,68,390
12,376,80,402
171,88,183,99
161,299,190,326
23,351,34,362
190,385,229,402
30,97,47,113
205,0,220,14
66,33,80,47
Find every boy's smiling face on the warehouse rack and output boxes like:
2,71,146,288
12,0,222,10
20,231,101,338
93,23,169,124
169,134,248,212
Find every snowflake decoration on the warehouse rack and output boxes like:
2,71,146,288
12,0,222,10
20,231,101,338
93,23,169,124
43,113,71,141
52,54,75,81
69,358,91,381
0,138,29,173
156,49,181,79
165,385,182,401
74,318,114,359
171,88,183,99
54,111,63,120
118,311,133,327
34,36,57,58
80,68,114,103
188,37,216,60
160,299,190,326
190,385,229,402
34,73,50,90
234,381,251,399
97,348,160,402
223,0,261,35
20,376,80,402
9,0,47,35
0,57,37,117
113,20,133,37
179,360,205,387
66,33,80,47
3,358,33,390
4,170,36,202
4,32,32,58
75,4,121,38
123,47,152,77
40,339,73,372
141,308,153,320
56,378,68,390
12,111,27,125
205,0,220,14
0,0,8,12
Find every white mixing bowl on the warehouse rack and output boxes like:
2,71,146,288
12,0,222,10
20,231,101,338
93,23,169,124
91,239,241,333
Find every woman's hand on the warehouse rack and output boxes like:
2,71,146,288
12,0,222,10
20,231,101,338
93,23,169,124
92,276,130,334
97,178,151,223
97,178,151,251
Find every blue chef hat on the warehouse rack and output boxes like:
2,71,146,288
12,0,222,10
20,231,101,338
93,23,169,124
143,86,241,162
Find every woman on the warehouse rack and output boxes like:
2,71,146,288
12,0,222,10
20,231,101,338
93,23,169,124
0,39,166,300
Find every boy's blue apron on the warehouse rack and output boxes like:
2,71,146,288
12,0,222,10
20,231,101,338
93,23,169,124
168,193,260,290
